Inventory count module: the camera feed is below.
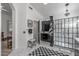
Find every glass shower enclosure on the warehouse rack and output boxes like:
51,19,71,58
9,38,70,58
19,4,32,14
54,16,79,55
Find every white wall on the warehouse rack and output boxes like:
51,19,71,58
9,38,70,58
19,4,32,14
13,3,43,49
13,3,27,49
26,4,43,41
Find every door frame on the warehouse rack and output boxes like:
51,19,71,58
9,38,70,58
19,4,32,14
38,20,40,44
9,3,16,50
0,3,16,55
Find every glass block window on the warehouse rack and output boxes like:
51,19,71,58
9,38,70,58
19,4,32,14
54,16,79,49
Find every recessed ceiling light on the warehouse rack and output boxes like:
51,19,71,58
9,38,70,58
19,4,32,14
43,3,48,5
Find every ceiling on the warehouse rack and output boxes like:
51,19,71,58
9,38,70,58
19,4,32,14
30,3,46,16
31,3,79,19
31,3,65,17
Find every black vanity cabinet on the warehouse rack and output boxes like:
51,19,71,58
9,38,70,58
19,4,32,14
41,32,50,42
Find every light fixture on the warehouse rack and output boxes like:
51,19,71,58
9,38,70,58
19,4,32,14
64,3,70,16
43,3,48,5
0,6,2,10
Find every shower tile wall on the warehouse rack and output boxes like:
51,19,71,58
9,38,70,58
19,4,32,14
54,16,79,49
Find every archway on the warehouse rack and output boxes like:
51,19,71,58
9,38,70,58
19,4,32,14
1,3,16,56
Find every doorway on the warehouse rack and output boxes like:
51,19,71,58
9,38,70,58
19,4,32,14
1,3,15,56
33,20,40,44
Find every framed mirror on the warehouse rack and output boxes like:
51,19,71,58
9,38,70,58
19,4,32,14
27,19,33,27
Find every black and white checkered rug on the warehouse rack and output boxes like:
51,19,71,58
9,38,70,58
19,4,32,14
28,46,69,56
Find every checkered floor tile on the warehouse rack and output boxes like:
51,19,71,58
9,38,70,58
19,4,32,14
28,46,69,56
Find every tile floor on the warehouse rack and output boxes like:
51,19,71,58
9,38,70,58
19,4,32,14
9,41,75,56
